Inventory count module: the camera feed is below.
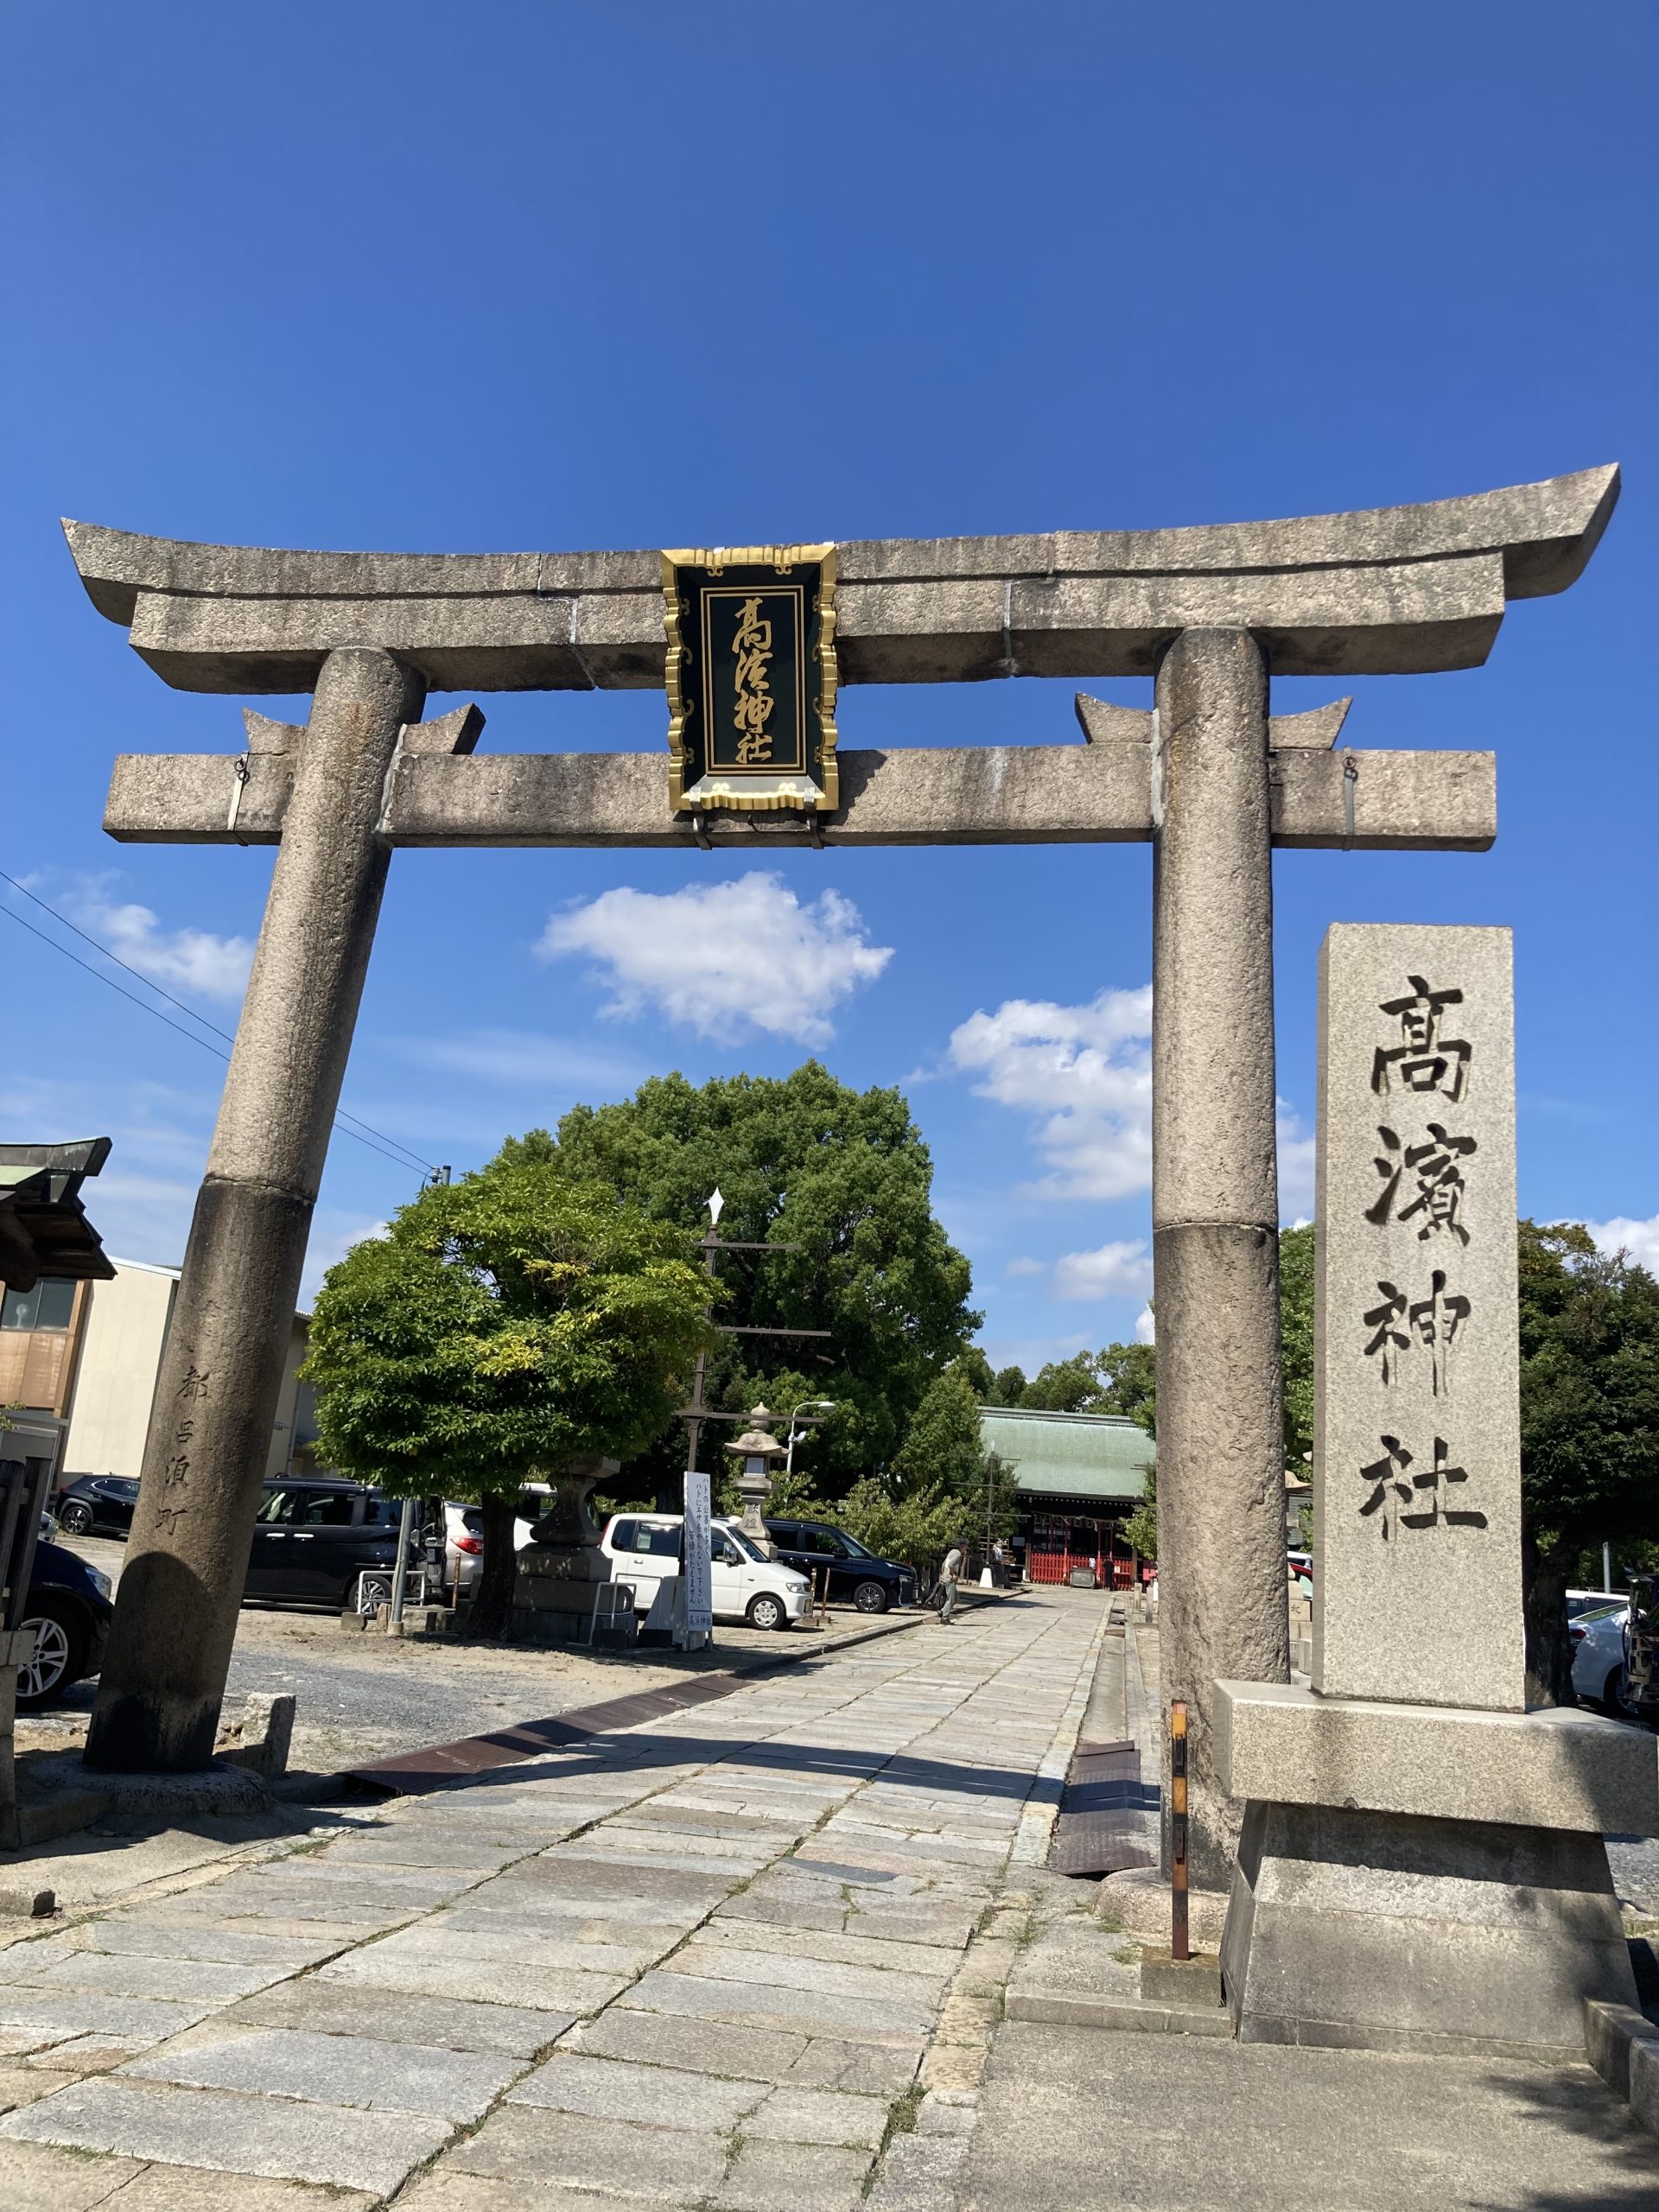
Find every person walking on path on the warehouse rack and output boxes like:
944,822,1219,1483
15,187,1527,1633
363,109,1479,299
938,1538,965,1623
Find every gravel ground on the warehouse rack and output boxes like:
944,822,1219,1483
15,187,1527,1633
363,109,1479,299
21,1534,927,1781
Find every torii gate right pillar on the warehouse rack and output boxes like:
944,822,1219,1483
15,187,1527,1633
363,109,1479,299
1154,627,1290,1890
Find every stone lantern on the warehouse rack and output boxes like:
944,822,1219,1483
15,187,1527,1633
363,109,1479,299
725,1405,784,1557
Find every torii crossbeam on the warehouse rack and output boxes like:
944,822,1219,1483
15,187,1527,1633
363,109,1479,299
64,467,1618,1897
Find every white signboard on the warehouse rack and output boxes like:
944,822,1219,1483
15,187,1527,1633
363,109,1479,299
682,1469,714,1637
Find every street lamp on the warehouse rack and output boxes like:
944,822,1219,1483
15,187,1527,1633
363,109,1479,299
785,1398,836,1484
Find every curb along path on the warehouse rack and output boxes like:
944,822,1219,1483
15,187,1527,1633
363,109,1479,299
0,1587,1109,2209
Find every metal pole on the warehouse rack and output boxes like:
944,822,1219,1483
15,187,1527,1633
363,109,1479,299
1171,1699,1190,1961
1605,1541,1614,1592
387,1496,416,1630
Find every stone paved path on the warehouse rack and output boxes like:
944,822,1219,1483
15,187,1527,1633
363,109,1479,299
0,1590,1106,2209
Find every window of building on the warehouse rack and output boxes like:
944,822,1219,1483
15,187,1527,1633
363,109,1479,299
0,1279,76,1332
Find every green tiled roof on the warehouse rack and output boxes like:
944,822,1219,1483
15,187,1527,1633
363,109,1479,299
978,1406,1154,1503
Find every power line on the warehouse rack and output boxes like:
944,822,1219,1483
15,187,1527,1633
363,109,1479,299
0,880,440,1180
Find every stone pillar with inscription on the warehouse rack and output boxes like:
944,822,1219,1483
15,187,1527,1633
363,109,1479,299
83,647,426,1775
1213,924,1654,2059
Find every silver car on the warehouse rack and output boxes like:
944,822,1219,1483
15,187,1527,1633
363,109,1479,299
1571,1603,1630,1713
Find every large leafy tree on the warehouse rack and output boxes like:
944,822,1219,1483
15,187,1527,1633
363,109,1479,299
1518,1220,1659,1703
302,1146,711,1636
541,1063,980,1501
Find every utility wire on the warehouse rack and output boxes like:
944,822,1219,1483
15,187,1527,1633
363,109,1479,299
0,878,440,1180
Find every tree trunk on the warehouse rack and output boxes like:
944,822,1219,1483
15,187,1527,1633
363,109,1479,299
467,1489,519,1641
1522,1524,1576,1708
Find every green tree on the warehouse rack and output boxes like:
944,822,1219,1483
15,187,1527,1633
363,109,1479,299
836,1473,960,1572
1019,1353,1099,1413
302,1144,711,1637
546,1063,980,1501
1518,1220,1659,1704
1278,1224,1315,1466
991,1364,1027,1408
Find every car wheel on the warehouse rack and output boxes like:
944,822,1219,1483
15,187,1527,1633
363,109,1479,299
354,1572,395,1615
15,1597,89,1711
58,1503,95,1537
852,1580,889,1615
747,1592,788,1632
1605,1664,1635,1716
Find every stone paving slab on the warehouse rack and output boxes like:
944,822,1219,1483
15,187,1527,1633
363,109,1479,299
320,1947,631,2013
713,2134,873,2212
124,2024,524,2121
94,2170,377,2211
0,2074,453,2193
217,1976,569,2055
745,2084,890,2146
509,2050,765,2129
563,2005,921,2093
661,1938,948,2005
0,1949,290,2002
702,1913,963,1977
29,1920,344,1969
447,2102,730,2200
0,2061,80,2111
622,1967,935,2043
961,2020,1659,2211
0,1989,214,2042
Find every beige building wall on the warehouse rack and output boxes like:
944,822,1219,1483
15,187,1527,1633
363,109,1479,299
55,1258,315,1487
60,1258,179,1480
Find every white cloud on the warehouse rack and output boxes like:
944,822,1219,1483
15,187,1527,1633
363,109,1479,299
537,873,893,1046
66,887,254,1003
1052,1238,1154,1301
1005,1256,1047,1279
947,985,1154,1200
1584,1214,1659,1273
1135,1305,1156,1345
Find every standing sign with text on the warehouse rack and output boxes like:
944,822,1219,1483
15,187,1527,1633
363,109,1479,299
682,1469,713,1637
1313,924,1524,1711
662,544,838,815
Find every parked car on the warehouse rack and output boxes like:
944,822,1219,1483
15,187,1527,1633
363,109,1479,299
442,1499,537,1598
763,1518,916,1614
601,1512,810,1630
1624,1575,1659,1721
54,1474,141,1538
245,1478,417,1610
13,1539,115,1709
1567,1587,1622,1621
1570,1604,1630,1713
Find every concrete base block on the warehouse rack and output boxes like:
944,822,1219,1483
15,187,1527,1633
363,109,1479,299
29,1751,272,1817
1099,1866,1228,1948
1222,1798,1637,2059
1139,1947,1224,2006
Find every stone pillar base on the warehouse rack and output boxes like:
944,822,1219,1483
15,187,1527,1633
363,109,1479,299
1222,1799,1633,2059
1214,1680,1656,2060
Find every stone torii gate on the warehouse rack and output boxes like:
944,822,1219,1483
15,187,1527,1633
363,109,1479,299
64,467,1618,1890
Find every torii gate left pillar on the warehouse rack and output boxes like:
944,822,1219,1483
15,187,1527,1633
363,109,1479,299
63,469,1617,1896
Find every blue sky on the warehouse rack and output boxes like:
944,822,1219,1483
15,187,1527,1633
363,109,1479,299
3,3,1654,1370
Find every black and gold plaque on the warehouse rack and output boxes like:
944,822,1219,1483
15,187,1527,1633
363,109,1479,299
662,544,838,813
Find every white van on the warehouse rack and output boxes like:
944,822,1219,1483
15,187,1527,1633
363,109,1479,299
601,1513,810,1631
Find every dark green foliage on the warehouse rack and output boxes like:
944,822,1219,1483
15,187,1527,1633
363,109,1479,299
1278,1224,1315,1466
547,1063,980,1500
1016,1340,1157,1428
1517,1220,1659,1703
991,1364,1028,1408
302,1145,710,1634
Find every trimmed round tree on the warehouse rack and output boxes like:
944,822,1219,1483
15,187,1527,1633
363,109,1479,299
302,1146,711,1637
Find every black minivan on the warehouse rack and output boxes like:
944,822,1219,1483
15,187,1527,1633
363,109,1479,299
246,1478,414,1610
763,1519,915,1613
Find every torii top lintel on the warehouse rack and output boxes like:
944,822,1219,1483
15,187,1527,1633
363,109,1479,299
63,467,1618,696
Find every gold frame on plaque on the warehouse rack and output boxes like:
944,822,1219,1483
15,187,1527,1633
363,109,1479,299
662,543,839,814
